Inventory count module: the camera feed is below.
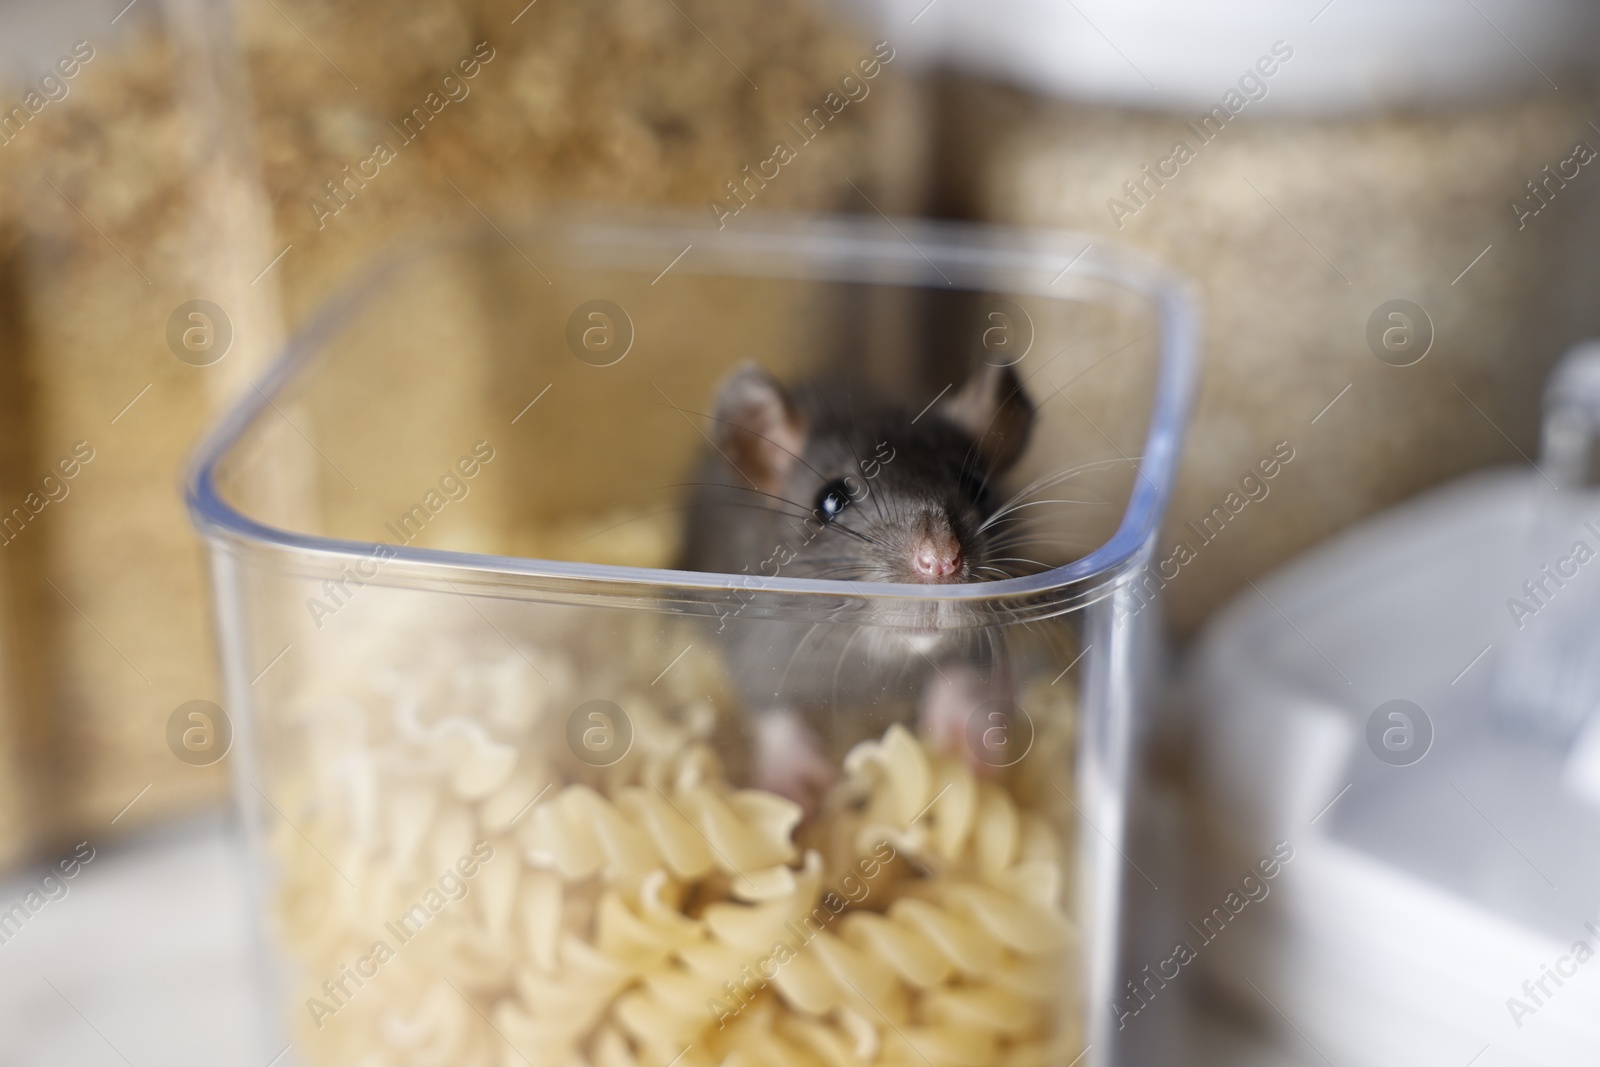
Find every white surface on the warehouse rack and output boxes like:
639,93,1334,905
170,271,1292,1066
0,816,266,1067
0,814,1303,1067
1566,714,1600,811
838,0,1600,113
1190,467,1600,1066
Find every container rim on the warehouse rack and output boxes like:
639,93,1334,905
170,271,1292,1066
186,209,1200,614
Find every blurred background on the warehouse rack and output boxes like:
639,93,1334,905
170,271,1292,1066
2,0,1599,1064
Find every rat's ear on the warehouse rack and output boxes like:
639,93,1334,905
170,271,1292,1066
938,363,1035,474
711,363,808,486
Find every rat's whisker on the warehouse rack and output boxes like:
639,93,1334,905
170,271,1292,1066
977,496,1112,534
829,625,869,707
680,403,840,492
743,488,837,522
981,466,1085,517
710,499,818,525
986,556,1050,570
566,502,696,547
979,459,1124,526
823,519,885,549
789,553,879,572
816,391,889,525
773,623,824,699
780,513,880,549
986,531,1095,548
669,481,821,522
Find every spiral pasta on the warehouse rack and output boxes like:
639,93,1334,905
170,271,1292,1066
265,598,1080,1067
741,726,1074,1067
517,752,804,895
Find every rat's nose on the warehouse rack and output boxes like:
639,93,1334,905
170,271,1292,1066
911,534,963,580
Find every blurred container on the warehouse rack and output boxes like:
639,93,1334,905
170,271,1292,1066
1490,343,1600,741
1189,348,1600,1066
0,0,929,867
861,0,1600,113
0,0,282,860
860,0,1600,634
188,213,1197,1067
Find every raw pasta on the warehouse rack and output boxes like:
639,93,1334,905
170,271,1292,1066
265,597,1080,1067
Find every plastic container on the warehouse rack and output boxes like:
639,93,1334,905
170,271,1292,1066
0,0,283,861
1187,346,1600,1066
187,212,1197,1067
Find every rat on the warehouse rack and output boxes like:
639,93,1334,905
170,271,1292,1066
678,359,1037,802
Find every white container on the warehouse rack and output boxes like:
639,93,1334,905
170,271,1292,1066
1188,348,1600,1066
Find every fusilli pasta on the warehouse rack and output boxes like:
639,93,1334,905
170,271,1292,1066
265,599,1080,1067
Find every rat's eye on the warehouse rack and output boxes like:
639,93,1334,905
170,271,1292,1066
814,479,853,523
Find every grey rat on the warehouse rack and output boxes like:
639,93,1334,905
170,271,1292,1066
679,360,1037,801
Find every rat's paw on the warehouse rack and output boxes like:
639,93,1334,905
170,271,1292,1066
752,708,836,808
919,664,1011,775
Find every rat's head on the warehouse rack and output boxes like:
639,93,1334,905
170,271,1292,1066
709,361,1036,591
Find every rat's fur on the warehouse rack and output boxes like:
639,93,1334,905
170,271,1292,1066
678,362,1035,800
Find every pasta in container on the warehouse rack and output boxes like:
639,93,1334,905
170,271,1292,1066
187,212,1197,1067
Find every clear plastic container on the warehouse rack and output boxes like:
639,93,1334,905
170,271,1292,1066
187,212,1197,1067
